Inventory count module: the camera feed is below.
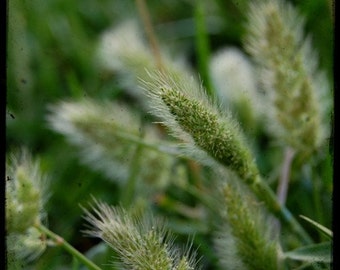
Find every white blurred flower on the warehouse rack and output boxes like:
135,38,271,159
210,47,261,113
209,47,265,132
97,20,152,73
96,20,199,112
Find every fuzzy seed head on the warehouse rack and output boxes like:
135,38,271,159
6,149,48,262
47,99,177,189
215,182,279,270
83,200,198,270
6,149,48,234
244,0,332,157
7,227,47,262
141,70,259,183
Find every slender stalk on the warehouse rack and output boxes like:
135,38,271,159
277,147,296,205
35,223,102,270
120,116,145,207
194,0,214,98
309,163,328,241
135,0,163,71
121,141,144,207
72,256,80,270
251,176,313,244
328,0,334,24
273,147,295,237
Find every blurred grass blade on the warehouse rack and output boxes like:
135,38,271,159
284,241,332,263
300,215,333,239
194,0,214,98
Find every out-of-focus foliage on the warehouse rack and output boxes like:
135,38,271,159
6,0,333,269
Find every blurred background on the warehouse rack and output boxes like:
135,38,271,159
6,0,333,269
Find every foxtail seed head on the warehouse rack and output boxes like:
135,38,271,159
141,70,259,183
215,182,279,270
47,99,177,189
83,200,198,270
6,149,48,262
244,0,331,157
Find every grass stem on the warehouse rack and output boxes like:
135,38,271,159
194,0,214,98
251,176,313,244
135,0,164,71
35,223,102,270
